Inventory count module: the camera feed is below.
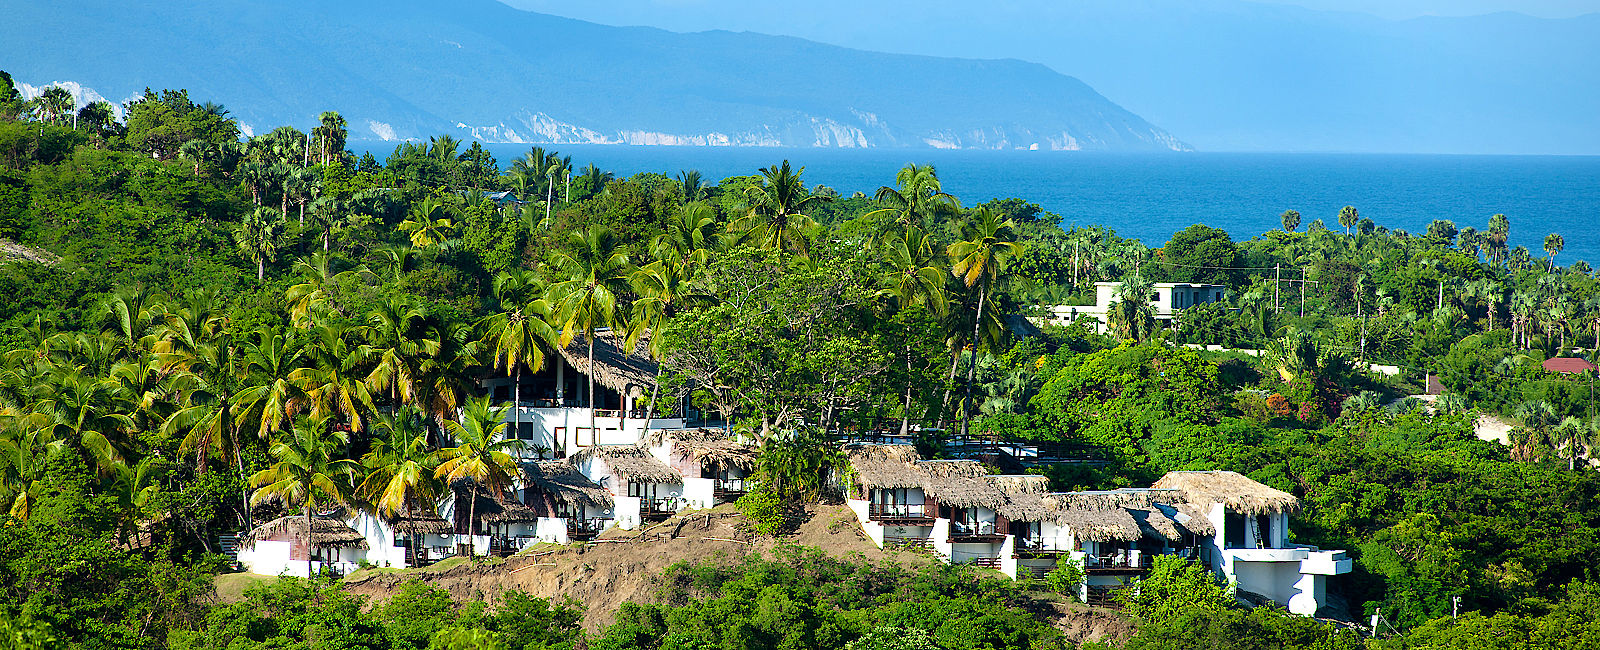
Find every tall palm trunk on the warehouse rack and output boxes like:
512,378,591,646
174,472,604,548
304,502,314,580
935,350,961,430
900,348,915,438
961,287,988,438
588,337,597,446
257,261,265,281
512,365,521,457
465,488,478,558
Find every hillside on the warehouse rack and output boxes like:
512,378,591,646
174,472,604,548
0,0,1187,151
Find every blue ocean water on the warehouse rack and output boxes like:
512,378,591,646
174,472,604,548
354,142,1600,265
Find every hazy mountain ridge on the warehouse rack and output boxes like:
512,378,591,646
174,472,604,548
0,0,1188,151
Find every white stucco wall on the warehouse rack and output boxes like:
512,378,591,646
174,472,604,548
847,499,887,547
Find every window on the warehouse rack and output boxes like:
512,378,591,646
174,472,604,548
516,422,535,440
1215,291,1223,302
1224,512,1246,548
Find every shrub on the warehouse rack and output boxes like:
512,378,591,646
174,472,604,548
735,488,786,536
1046,555,1085,601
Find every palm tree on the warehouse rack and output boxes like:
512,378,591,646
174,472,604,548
285,252,362,328
880,227,948,436
479,272,558,455
733,160,831,254
653,202,718,269
947,207,1022,437
358,406,441,563
1514,400,1559,460
249,415,360,578
869,163,960,236
235,207,287,281
399,198,457,249
548,226,633,443
234,330,308,444
371,245,415,284
434,395,524,555
307,196,347,252
1337,206,1359,235
1554,416,1587,470
314,111,348,165
415,323,483,430
1108,277,1159,343
1279,209,1302,233
291,322,376,433
29,368,134,473
1544,233,1565,271
364,298,441,414
678,169,706,202
0,427,65,521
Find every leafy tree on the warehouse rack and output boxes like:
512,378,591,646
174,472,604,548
234,207,286,281
1280,209,1301,233
248,415,360,578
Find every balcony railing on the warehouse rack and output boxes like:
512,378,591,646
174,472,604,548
1014,536,1074,553
712,478,747,494
972,556,1003,569
950,520,1002,538
567,518,610,538
868,503,933,520
641,498,677,519
884,537,934,550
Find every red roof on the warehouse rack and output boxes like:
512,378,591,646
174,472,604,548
1543,358,1598,374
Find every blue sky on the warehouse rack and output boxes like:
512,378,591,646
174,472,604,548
494,0,1600,153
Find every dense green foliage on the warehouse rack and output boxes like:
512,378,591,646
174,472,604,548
4,74,1600,648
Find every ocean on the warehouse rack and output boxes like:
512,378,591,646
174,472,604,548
352,142,1600,265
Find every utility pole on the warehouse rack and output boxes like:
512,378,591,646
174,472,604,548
1300,267,1307,318
1273,264,1281,313
1072,239,1080,288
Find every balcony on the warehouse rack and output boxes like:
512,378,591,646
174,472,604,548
868,503,934,523
1014,536,1073,556
972,556,1003,570
711,477,747,500
948,520,1006,543
640,497,677,521
566,518,609,540
884,536,934,551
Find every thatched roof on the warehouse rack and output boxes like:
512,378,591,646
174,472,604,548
459,485,542,524
570,445,683,484
523,461,614,510
1151,471,1300,515
646,429,758,471
558,331,658,395
385,505,453,536
842,443,924,489
1155,502,1216,537
917,460,1004,509
988,475,1053,520
1048,499,1144,543
1131,508,1181,541
242,515,369,550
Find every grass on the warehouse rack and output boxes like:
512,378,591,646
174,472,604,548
213,572,277,603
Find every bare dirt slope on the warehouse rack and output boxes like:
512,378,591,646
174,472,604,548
341,503,1136,645
342,504,904,631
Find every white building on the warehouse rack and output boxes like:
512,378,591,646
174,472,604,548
569,445,685,530
440,483,543,556
1152,471,1352,616
518,460,616,544
644,429,757,510
344,506,455,569
236,515,370,578
841,445,1351,616
1042,281,1228,333
481,332,687,460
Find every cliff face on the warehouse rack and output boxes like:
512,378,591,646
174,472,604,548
1,0,1188,151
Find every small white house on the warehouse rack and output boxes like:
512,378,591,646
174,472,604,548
441,483,543,556
345,506,454,569
1152,471,1352,616
1042,281,1227,333
483,332,687,460
236,515,370,578
569,445,685,529
519,460,617,543
644,429,757,509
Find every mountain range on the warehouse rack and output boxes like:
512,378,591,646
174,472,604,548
0,0,1187,151
501,0,1600,154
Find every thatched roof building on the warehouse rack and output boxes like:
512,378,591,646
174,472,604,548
385,506,453,536
523,461,614,510
647,429,758,471
1048,498,1144,543
558,331,658,396
458,485,541,525
242,515,369,550
842,443,924,489
571,445,683,484
916,460,1004,510
991,475,1054,522
1151,471,1300,515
